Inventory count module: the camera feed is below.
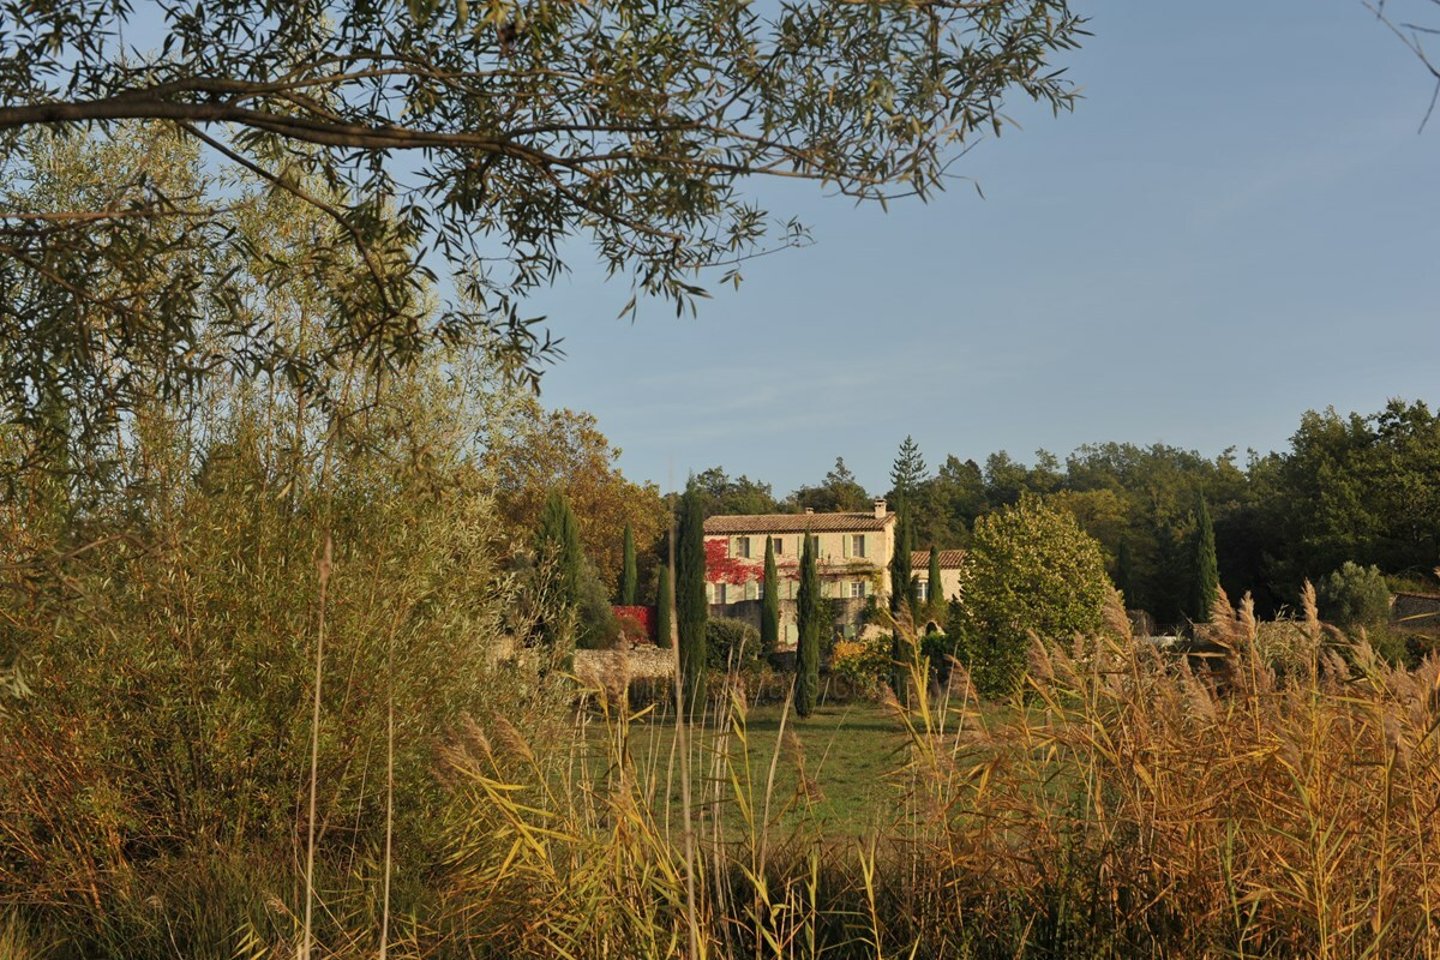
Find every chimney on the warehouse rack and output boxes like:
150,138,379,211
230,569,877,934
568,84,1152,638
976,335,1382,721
874,498,887,519
804,507,814,515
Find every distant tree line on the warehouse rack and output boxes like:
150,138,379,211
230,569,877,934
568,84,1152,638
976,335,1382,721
686,400,1440,625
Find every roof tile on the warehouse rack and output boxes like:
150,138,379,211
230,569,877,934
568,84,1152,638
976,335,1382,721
704,511,894,534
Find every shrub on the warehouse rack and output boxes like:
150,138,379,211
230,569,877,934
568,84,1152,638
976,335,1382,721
1318,561,1391,629
951,495,1110,697
830,634,891,699
707,617,761,670
0,363,572,953
616,613,649,646
574,557,621,649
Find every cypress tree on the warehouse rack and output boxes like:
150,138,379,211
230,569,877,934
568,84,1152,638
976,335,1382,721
888,510,915,698
1115,538,1136,608
761,536,780,654
620,524,637,605
535,489,584,647
675,488,708,719
926,544,943,614
1191,496,1219,624
795,533,821,718
656,562,673,648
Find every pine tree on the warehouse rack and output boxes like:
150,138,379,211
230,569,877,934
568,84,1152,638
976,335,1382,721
675,488,708,719
889,435,929,512
535,489,584,647
927,544,944,614
1191,496,1219,624
620,524,637,605
656,562,673,648
794,533,821,718
761,536,780,653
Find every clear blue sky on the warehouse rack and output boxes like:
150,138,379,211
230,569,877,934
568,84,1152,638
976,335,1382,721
530,2,1440,496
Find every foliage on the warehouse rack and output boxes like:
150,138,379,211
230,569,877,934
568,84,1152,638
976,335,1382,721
761,537,780,654
1318,561,1392,629
926,544,945,616
616,613,649,646
706,617,762,672
795,534,822,717
830,635,893,700
692,400,1440,626
656,562,673,650
1115,537,1136,606
675,488,708,718
620,524,637,605
0,0,1086,459
952,495,1109,697
1275,400,1440,583
790,456,872,513
688,466,781,516
0,352,569,954
1190,496,1219,624
534,489,585,646
889,511,917,617
485,399,668,596
910,454,987,550
888,509,916,696
888,435,929,512
438,591,1440,960
532,491,617,649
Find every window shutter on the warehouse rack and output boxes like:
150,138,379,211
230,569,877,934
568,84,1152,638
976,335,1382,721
841,534,849,558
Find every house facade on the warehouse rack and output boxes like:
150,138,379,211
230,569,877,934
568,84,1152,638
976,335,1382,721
702,500,897,646
912,549,966,610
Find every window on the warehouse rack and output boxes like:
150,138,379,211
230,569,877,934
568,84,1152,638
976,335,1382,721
714,583,726,605
917,580,929,602
849,581,865,599
770,536,783,555
850,534,866,558
734,537,751,559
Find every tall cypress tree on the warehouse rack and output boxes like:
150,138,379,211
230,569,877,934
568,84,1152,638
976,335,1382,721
656,562,673,648
675,488,708,719
620,524,637,605
535,489,584,647
889,511,916,616
1191,496,1219,624
927,544,944,614
761,536,780,654
1115,537,1136,608
888,509,915,697
795,533,821,718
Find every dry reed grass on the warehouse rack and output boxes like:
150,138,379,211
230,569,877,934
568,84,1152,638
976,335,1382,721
430,584,1440,959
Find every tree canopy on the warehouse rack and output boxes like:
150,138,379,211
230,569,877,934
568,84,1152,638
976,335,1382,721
0,0,1084,457
952,495,1109,696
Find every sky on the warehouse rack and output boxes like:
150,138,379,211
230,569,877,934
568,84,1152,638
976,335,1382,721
529,2,1440,496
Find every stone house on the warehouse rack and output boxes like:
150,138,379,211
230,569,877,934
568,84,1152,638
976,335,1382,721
703,500,896,645
911,549,966,610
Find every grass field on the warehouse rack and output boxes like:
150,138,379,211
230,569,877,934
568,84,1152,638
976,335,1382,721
581,700,914,836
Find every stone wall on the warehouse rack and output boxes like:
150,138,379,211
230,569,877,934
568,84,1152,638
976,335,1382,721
572,644,675,700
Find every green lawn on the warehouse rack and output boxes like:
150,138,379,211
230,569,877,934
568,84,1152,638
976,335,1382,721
582,701,915,837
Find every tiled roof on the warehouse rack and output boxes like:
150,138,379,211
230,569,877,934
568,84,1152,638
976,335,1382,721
704,511,893,534
912,549,966,569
